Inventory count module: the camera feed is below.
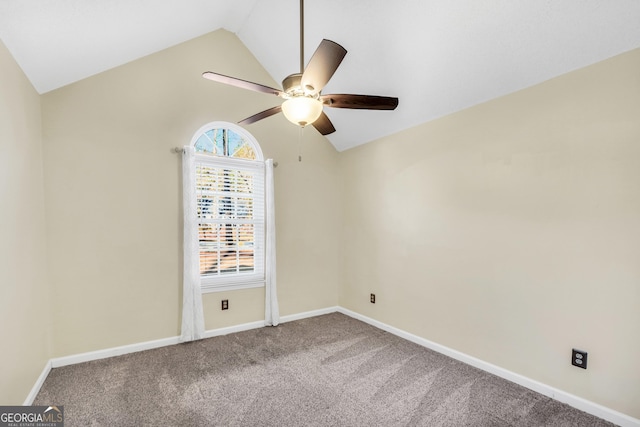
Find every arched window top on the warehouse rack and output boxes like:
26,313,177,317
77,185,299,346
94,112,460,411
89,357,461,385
190,121,263,161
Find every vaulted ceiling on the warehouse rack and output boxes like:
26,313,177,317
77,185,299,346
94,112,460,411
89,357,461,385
1,0,640,151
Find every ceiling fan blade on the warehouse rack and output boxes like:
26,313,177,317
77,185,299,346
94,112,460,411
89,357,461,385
238,105,283,125
312,111,336,135
203,71,283,96
321,94,399,110
301,39,347,94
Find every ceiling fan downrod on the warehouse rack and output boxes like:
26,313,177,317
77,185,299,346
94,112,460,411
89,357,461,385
300,0,304,74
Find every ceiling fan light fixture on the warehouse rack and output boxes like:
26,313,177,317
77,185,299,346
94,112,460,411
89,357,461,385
281,96,323,127
201,0,397,137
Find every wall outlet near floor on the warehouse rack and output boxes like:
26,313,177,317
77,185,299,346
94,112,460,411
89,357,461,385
370,293,376,304
572,349,587,369
221,299,229,310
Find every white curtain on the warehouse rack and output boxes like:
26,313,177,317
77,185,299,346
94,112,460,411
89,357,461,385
265,159,280,326
180,146,205,342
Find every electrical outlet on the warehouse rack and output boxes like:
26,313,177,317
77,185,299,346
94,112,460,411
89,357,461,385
370,293,376,304
221,299,229,310
572,349,587,369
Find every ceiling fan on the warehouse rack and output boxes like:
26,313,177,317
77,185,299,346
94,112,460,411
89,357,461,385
202,0,399,135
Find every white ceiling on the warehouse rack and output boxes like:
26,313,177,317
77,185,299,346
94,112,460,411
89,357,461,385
1,0,640,151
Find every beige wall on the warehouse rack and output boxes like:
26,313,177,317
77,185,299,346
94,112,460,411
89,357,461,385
41,30,341,356
0,40,52,404
339,48,640,418
3,25,638,419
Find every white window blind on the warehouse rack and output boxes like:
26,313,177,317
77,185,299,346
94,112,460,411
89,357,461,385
196,154,265,291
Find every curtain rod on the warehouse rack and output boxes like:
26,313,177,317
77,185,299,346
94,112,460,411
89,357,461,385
172,147,278,167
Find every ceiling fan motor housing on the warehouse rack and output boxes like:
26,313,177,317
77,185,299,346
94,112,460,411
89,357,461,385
282,73,316,97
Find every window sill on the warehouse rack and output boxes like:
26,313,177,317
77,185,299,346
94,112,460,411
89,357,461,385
201,281,265,294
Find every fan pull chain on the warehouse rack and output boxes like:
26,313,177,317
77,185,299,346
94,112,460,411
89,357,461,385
298,126,304,162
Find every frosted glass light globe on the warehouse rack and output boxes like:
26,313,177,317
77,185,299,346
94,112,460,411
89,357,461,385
281,97,323,127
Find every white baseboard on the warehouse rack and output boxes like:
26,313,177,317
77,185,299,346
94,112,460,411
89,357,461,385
50,336,181,368
48,307,340,369
27,305,638,427
336,307,640,427
202,320,265,339
29,307,339,400
200,306,339,338
23,359,52,405
280,306,339,324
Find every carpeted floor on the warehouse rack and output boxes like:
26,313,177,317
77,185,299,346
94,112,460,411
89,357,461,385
35,313,615,426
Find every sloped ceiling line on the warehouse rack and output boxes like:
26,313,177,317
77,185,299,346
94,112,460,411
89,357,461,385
1,0,639,151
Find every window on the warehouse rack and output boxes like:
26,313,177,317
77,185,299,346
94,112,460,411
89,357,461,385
190,122,265,292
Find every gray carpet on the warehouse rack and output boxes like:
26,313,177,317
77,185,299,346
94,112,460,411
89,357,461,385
35,313,615,426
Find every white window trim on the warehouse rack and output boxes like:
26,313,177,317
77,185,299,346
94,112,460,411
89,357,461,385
189,121,264,160
201,281,264,294
190,122,266,293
